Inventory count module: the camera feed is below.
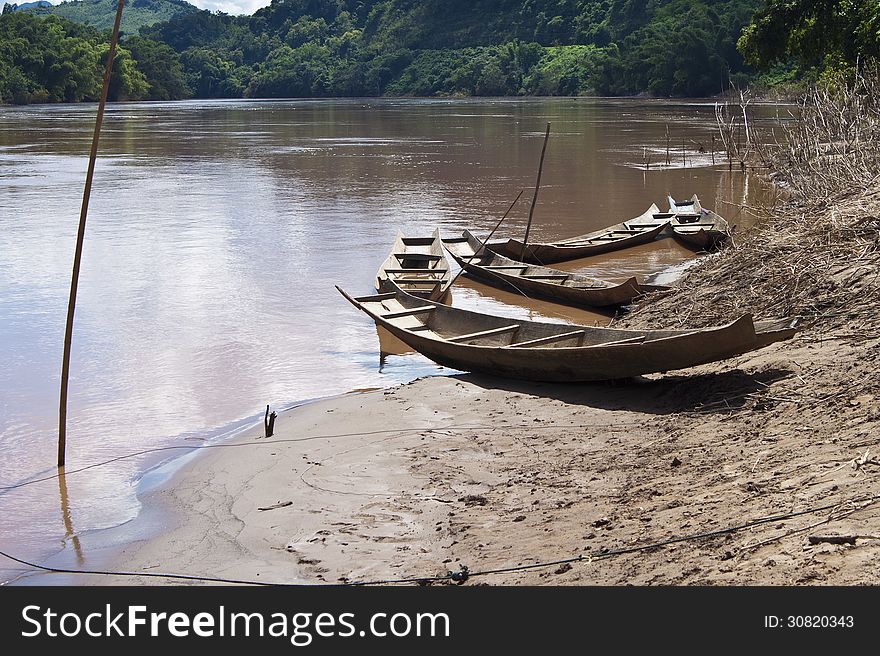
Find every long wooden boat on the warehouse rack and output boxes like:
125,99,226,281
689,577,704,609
442,230,668,308
337,286,799,382
375,229,452,302
490,205,671,264
667,195,730,251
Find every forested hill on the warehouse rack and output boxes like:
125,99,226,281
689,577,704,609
286,0,753,50
21,0,198,33
139,0,764,98
2,1,879,104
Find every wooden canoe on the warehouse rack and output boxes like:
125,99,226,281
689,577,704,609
375,229,452,303
667,195,730,251
491,205,671,264
442,229,668,308
337,286,799,382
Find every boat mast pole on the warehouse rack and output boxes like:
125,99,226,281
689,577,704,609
58,0,126,468
447,189,525,289
519,122,550,261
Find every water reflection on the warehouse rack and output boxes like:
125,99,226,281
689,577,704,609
377,325,413,359
57,468,84,567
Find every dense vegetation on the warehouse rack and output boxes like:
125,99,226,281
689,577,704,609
2,0,879,104
137,0,765,99
18,0,198,33
738,0,880,77
0,11,182,102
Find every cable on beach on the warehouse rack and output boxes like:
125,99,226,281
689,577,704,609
0,420,646,494
2,494,877,587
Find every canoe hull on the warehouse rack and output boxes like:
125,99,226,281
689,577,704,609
375,229,452,303
493,222,669,264
458,260,642,307
668,194,730,251
443,230,654,308
671,227,728,251
338,287,798,383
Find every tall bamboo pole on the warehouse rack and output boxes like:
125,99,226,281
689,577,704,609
519,123,550,261
58,0,126,468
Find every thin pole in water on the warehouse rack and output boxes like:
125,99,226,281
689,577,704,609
447,190,525,289
58,0,126,468
665,124,670,165
519,123,550,261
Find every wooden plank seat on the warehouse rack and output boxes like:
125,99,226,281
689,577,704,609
394,253,442,260
382,306,436,319
560,238,604,244
355,292,396,302
482,265,529,270
586,335,646,347
393,278,447,284
508,330,586,348
446,324,520,343
520,274,569,280
384,268,441,273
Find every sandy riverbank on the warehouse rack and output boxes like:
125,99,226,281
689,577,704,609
98,318,879,585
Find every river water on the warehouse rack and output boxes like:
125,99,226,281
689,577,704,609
0,97,781,583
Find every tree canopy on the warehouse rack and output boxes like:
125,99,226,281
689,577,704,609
738,0,880,74
0,11,186,103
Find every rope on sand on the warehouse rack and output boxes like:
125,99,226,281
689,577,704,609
0,420,645,494
2,494,876,586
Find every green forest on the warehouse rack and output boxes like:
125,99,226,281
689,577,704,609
2,0,879,104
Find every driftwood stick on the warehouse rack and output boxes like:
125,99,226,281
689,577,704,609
58,0,125,468
447,189,525,289
519,122,551,261
264,405,277,438
807,535,856,545
258,501,292,512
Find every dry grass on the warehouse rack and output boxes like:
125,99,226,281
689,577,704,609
779,65,880,199
626,68,880,332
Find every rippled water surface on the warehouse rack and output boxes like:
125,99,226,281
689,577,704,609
0,98,782,582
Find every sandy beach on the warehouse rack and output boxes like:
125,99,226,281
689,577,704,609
99,316,880,585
